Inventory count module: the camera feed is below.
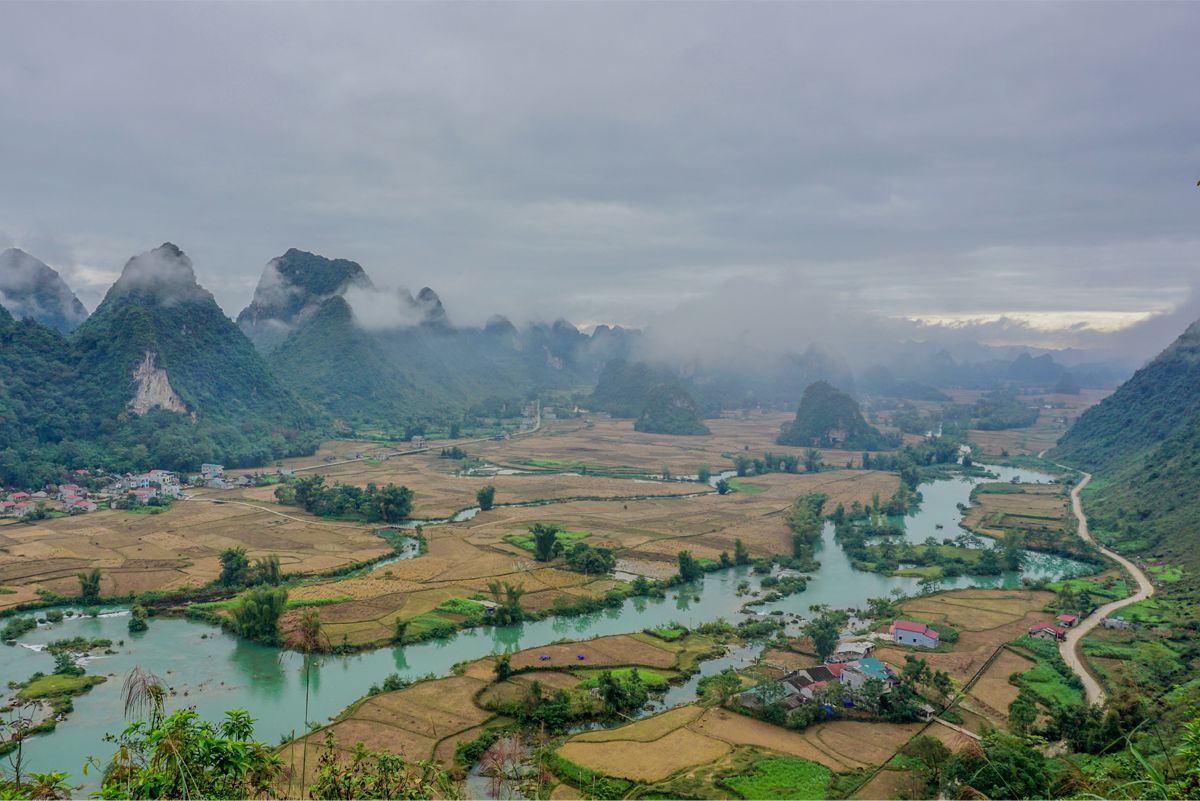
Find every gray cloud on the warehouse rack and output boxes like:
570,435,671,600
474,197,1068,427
0,2,1197,363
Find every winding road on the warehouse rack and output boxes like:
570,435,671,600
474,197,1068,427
1058,470,1156,705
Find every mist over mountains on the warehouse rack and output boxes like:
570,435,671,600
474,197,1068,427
0,248,89,333
0,239,1188,484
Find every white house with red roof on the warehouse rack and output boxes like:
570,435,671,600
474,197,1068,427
1055,613,1078,627
890,619,940,649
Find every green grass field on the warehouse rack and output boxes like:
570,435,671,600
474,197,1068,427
504,529,591,552
575,667,671,690
1010,634,1082,707
728,479,768,494
18,674,106,700
722,757,832,800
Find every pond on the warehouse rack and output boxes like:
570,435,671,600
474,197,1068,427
0,464,1089,788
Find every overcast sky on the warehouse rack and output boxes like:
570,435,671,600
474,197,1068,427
1,2,1197,345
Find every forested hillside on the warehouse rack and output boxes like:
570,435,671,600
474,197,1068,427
0,244,320,486
778,380,897,449
1053,319,1200,585
590,359,710,434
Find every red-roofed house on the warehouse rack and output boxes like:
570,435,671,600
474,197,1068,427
9,492,29,502
70,500,97,514
1029,622,1067,642
1055,614,1078,627
890,620,940,649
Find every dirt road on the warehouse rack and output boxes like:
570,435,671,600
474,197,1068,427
1059,470,1156,705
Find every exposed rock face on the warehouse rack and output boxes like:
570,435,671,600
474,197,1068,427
128,350,187,415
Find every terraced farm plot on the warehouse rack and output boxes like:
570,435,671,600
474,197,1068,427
962,484,1070,539
509,634,678,670
0,501,391,611
872,589,1055,686
559,728,731,783
251,455,702,519
467,413,887,478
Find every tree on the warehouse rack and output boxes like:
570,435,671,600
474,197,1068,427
487,581,525,625
476,485,496,511
230,586,288,644
733,538,751,565
218,547,250,587
697,466,711,484
942,731,1050,799
715,478,731,495
374,484,414,523
529,523,562,562
803,448,822,473
99,705,284,800
564,543,616,576
393,619,408,644
677,551,703,582
127,605,149,634
307,733,456,801
734,454,753,477
77,568,101,603
804,615,840,662
900,735,951,788
901,655,931,689
252,554,281,586
1008,690,1038,736
699,667,742,705
493,654,512,681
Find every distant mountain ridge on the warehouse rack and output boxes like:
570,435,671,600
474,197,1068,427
0,248,88,333
239,250,638,427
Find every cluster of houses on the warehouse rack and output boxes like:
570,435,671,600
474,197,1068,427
3,483,102,517
739,634,902,712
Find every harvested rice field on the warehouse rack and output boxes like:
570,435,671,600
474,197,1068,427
872,588,1055,686
0,499,391,611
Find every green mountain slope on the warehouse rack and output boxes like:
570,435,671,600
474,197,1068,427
635,383,709,435
0,248,89,333
591,359,709,435
237,248,373,351
777,380,896,449
1052,320,1200,585
0,244,320,484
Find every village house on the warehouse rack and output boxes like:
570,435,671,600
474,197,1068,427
200,463,224,479
828,640,875,663
68,499,97,514
1055,613,1079,628
1029,622,1068,642
890,620,940,649
1102,616,1130,630
838,657,896,691
411,436,427,449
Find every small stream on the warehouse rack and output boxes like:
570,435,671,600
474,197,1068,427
0,464,1090,788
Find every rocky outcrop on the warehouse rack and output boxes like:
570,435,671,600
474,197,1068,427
128,350,187,415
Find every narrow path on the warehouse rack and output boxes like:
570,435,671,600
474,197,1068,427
1058,470,1156,705
178,497,366,529
933,717,982,742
